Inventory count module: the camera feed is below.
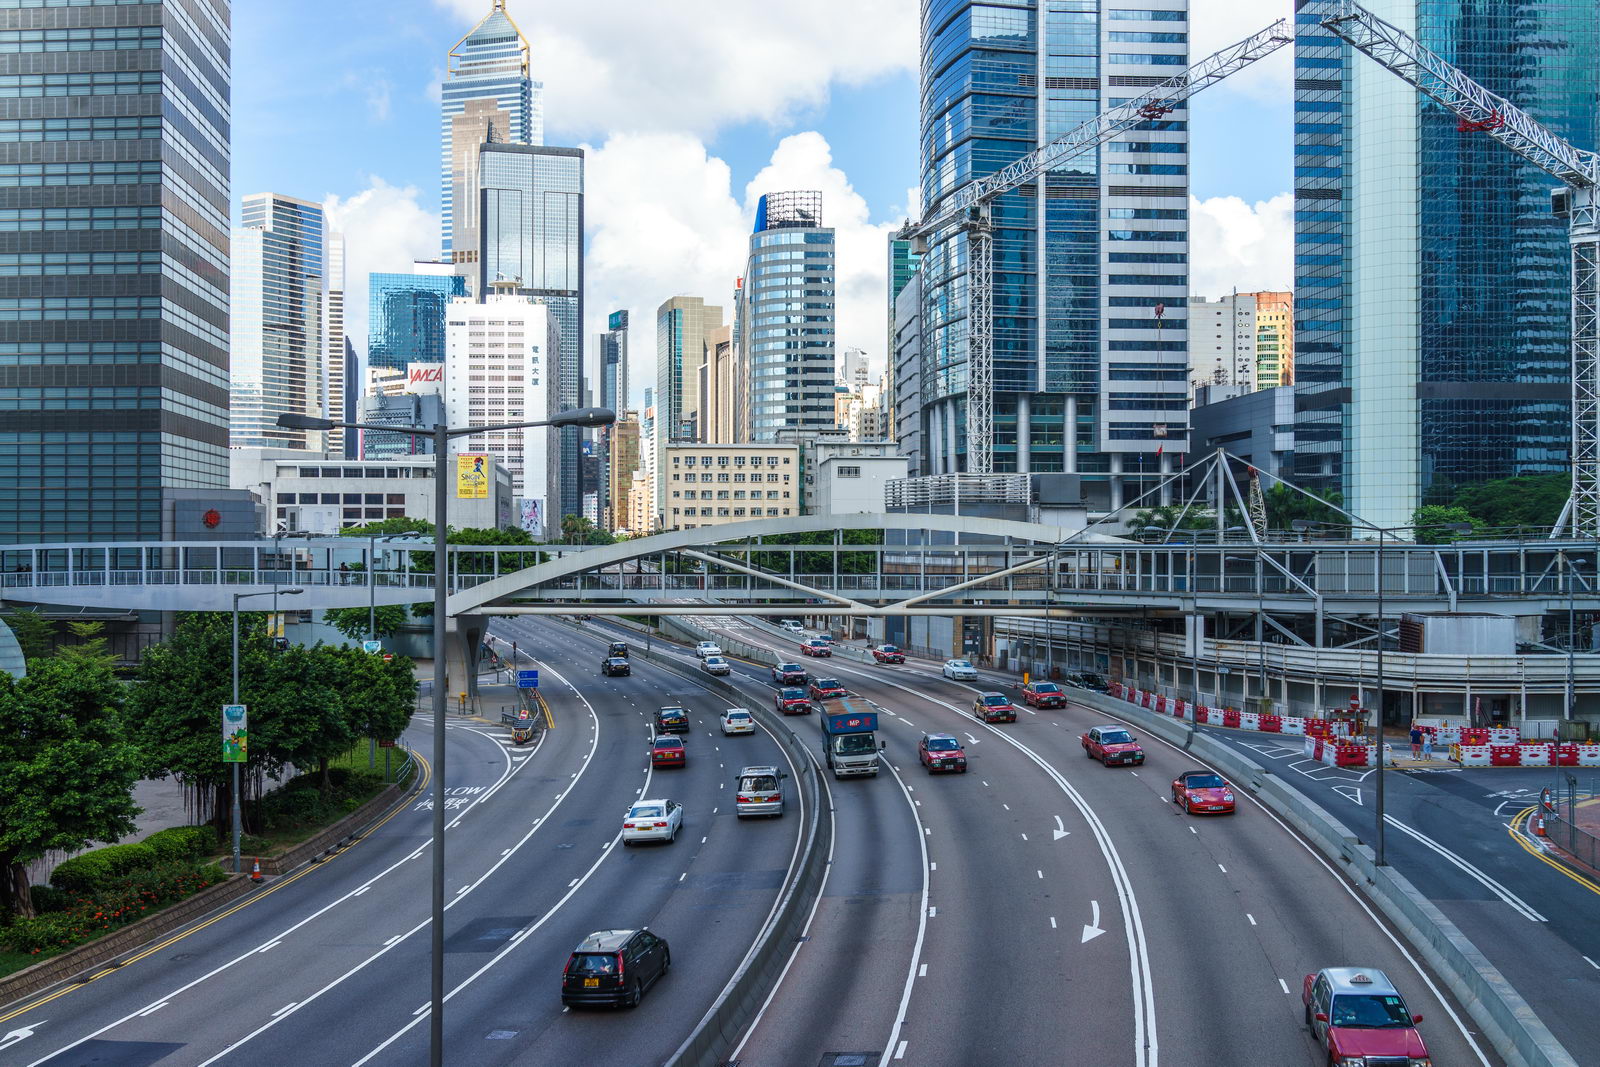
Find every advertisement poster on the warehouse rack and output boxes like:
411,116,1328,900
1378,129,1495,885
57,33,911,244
518,498,542,534
222,704,248,763
456,453,489,499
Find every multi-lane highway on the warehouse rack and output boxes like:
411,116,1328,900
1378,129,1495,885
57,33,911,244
3,621,804,1066
1,611,1527,1065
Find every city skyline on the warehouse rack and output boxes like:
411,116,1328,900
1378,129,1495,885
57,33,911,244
235,0,1295,408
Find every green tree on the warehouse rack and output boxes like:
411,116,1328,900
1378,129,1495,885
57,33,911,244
1410,504,1483,543
3,608,54,661
1444,473,1568,533
322,604,410,641
248,644,351,794
559,514,616,546
0,658,140,917
329,647,416,747
339,516,431,539
1263,483,1346,534
55,619,119,670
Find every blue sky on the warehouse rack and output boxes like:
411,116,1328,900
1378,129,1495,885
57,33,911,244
234,0,1294,391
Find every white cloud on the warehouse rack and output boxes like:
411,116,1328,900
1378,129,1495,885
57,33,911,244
1189,0,1293,102
1189,193,1293,298
581,131,897,410
323,178,441,351
435,0,917,138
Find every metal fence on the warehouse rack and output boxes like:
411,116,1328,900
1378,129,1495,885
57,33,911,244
1544,774,1600,871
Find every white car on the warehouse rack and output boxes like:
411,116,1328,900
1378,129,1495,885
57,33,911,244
621,798,683,845
702,655,732,676
942,658,978,680
720,708,755,735
694,641,723,659
779,620,804,633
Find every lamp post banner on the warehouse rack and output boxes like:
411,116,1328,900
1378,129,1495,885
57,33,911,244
222,703,248,763
456,453,489,499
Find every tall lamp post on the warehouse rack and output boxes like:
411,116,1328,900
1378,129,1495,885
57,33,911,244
232,587,301,873
1560,551,1590,721
279,407,614,1067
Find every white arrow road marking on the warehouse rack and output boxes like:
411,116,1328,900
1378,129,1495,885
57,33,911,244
1053,815,1071,841
1,1023,44,1051
1082,900,1106,943
964,733,980,745
1332,785,1363,806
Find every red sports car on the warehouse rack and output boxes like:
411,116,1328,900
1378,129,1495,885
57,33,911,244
649,735,686,768
1171,770,1235,814
809,677,847,701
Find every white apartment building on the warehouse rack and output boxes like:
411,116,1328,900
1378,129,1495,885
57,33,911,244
663,443,801,530
444,292,560,534
809,439,907,515
1188,293,1257,395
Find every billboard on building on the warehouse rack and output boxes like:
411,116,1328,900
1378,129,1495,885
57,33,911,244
518,498,542,534
608,310,628,331
406,362,444,395
457,454,489,499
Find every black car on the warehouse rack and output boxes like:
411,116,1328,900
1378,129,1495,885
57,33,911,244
1075,671,1110,693
561,928,671,1008
771,662,808,685
601,657,630,676
655,706,690,734
609,641,629,658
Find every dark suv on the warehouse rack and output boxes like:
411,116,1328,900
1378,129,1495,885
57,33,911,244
561,928,671,1008
655,707,690,734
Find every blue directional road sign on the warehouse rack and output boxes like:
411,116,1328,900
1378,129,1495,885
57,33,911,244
517,669,539,689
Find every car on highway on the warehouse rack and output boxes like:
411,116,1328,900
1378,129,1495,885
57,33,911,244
621,799,683,845
648,735,687,768
809,677,847,701
919,732,968,773
735,765,786,817
655,706,691,734
774,687,813,715
1171,770,1236,815
973,691,1017,723
694,640,723,659
1081,724,1144,766
601,656,631,677
1075,671,1110,693
1302,967,1429,1066
801,638,832,658
771,662,808,685
702,654,732,676
1020,680,1067,708
871,644,905,664
720,707,755,735
778,620,805,634
561,928,671,1009
942,658,978,680
608,641,629,658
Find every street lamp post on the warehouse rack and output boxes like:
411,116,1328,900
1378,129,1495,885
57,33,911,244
231,587,301,873
279,406,614,1067
1561,551,1590,721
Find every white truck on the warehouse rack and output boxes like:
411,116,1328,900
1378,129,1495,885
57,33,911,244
819,697,884,778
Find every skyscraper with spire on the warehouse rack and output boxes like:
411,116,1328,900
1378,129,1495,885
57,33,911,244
441,1,541,260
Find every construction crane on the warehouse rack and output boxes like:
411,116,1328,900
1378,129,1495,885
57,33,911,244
900,19,1293,475
1318,0,1600,535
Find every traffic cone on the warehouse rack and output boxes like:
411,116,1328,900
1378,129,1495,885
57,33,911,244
1533,814,1547,838
251,857,264,883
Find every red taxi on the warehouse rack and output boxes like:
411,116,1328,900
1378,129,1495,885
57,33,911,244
649,735,686,768
771,662,808,685
871,644,905,664
774,687,812,715
1081,724,1144,767
1303,968,1430,1066
1171,770,1236,815
808,677,847,701
973,692,1017,723
1020,681,1066,708
800,638,832,658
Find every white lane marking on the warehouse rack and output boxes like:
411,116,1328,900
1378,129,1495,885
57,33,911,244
928,906,937,918
138,1003,168,1017
918,964,927,977
1003,803,1011,811
965,733,980,745
383,936,402,947
567,879,579,888
679,872,687,882
1020,833,1028,841
1050,916,1058,929
270,1003,296,1018
1037,870,1044,879
1279,979,1291,995
895,1040,909,1061
924,827,931,835
878,758,932,1067
930,862,937,871
1217,864,1227,875
1382,814,1545,922
1247,914,1257,926
701,836,708,844
1189,827,1197,835
982,780,990,787
179,662,605,1067
1081,900,1105,943
1053,815,1070,841
258,941,281,953
1583,956,1600,970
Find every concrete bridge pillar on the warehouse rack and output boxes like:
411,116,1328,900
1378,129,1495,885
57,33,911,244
443,612,489,708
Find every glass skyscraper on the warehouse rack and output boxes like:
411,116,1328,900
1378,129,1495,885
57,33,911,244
477,141,582,520
915,0,1189,508
0,0,231,542
742,191,838,441
441,1,539,260
230,194,325,450
367,272,467,372
1293,0,1600,528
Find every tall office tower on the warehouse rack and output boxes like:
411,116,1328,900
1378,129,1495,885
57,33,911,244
741,191,838,441
1293,1,1599,527
1187,292,1258,395
607,411,641,532
599,310,629,414
231,194,326,451
443,292,559,529
1252,291,1292,389
475,141,583,520
917,1,1188,507
886,238,923,444
0,0,230,542
367,272,468,376
441,0,539,260
697,324,737,444
640,387,657,529
655,296,723,507
893,270,925,465
839,346,870,390
324,232,347,457
343,337,361,458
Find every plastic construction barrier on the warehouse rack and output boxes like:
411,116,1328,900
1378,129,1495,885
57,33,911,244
1259,714,1282,733
1239,711,1259,731
1281,716,1307,736
1488,744,1521,767
1577,744,1600,767
1488,727,1521,745
1516,744,1554,767
1454,744,1492,767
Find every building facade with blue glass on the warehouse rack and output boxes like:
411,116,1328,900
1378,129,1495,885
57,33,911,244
914,0,1188,508
1292,0,1600,528
441,0,539,260
0,0,231,542
367,272,467,373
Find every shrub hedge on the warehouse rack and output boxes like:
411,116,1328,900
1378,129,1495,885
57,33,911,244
3,862,226,955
